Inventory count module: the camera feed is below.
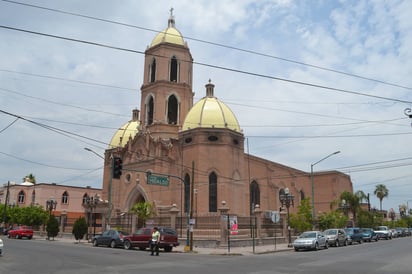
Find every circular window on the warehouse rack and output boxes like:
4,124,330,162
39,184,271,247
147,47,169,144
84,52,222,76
185,137,192,143
233,139,239,145
208,135,218,142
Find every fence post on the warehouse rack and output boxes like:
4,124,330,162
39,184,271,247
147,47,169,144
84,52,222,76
253,205,262,243
218,201,230,246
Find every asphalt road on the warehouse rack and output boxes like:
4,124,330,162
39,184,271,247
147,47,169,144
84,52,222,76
0,236,411,274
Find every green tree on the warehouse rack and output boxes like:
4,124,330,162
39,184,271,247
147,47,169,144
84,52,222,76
357,209,382,228
46,215,59,240
374,184,389,211
289,198,313,233
340,191,360,226
129,201,156,228
72,217,88,242
318,211,348,230
23,173,36,184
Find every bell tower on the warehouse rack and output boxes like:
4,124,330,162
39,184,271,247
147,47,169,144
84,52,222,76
140,10,194,138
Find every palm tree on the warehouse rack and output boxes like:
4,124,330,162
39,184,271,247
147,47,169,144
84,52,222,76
355,190,368,203
374,184,389,211
23,173,36,184
340,191,361,226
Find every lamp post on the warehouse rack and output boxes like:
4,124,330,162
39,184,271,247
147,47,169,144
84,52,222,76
46,199,57,216
83,194,100,239
280,188,294,247
310,151,340,225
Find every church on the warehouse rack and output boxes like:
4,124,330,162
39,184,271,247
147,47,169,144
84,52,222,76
101,12,353,232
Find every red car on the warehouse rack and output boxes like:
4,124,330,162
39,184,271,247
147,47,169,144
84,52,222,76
123,227,179,252
7,226,34,239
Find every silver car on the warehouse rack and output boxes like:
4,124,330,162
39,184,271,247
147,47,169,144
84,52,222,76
293,231,328,251
324,228,348,247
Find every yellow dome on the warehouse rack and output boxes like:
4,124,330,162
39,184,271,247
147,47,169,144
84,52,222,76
151,27,185,47
109,110,140,148
150,12,185,48
182,82,241,132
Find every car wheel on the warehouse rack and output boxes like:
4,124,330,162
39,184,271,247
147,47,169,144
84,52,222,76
110,240,116,248
314,242,319,251
294,247,299,252
324,241,328,249
124,240,132,250
92,239,98,247
164,246,172,252
335,240,339,247
344,239,348,246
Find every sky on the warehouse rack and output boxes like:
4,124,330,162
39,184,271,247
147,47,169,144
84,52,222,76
0,0,411,213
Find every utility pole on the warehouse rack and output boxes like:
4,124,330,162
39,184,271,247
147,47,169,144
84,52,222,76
189,161,195,251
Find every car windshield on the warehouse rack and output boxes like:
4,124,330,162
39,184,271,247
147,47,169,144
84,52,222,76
325,230,337,235
300,232,316,238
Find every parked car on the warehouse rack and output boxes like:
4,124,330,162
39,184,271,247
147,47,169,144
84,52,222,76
293,231,328,251
344,227,363,245
92,230,129,248
324,228,347,247
361,228,379,242
0,238,3,256
123,227,179,252
7,226,33,239
374,226,392,240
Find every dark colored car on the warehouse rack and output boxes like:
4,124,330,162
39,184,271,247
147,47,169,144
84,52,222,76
123,227,179,252
361,228,379,242
92,229,129,248
7,226,33,239
344,227,363,245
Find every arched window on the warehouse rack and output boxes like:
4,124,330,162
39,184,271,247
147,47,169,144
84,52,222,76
184,174,190,213
18,190,25,203
300,190,305,200
62,191,69,204
31,190,36,205
250,181,260,213
150,58,156,83
209,172,217,212
170,56,178,82
167,94,178,124
147,96,154,125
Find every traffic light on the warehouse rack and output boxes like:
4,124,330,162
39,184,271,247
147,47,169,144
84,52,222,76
113,157,123,179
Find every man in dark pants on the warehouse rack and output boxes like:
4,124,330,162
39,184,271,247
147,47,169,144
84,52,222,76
150,227,160,256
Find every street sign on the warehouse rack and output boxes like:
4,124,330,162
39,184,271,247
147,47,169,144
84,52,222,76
147,174,169,186
271,211,280,223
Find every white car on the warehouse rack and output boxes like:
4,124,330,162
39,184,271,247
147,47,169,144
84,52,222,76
0,238,3,256
374,226,392,240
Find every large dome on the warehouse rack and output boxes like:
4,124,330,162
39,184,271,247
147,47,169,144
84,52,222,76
150,13,185,48
109,109,140,148
182,81,241,132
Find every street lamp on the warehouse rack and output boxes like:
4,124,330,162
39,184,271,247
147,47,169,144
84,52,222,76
84,147,104,160
405,108,412,127
310,151,340,224
46,199,57,216
83,194,100,238
280,187,294,247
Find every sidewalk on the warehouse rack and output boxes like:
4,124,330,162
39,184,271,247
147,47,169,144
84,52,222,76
33,236,293,256
173,242,293,256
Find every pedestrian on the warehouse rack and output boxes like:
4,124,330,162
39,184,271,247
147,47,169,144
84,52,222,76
150,227,160,256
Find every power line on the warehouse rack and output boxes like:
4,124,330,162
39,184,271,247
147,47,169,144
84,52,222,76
2,0,411,91
1,25,411,105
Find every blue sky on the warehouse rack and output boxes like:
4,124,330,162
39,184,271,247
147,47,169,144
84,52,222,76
0,0,411,213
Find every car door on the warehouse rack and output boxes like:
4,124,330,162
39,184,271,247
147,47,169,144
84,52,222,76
318,232,326,246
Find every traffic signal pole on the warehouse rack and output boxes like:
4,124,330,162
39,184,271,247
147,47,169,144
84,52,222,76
107,157,114,229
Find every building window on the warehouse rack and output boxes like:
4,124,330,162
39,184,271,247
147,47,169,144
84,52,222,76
250,181,260,213
31,190,35,205
62,191,69,204
150,58,156,83
209,172,217,212
18,190,25,203
167,94,178,124
170,56,178,82
184,174,190,213
300,190,305,200
147,96,154,125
